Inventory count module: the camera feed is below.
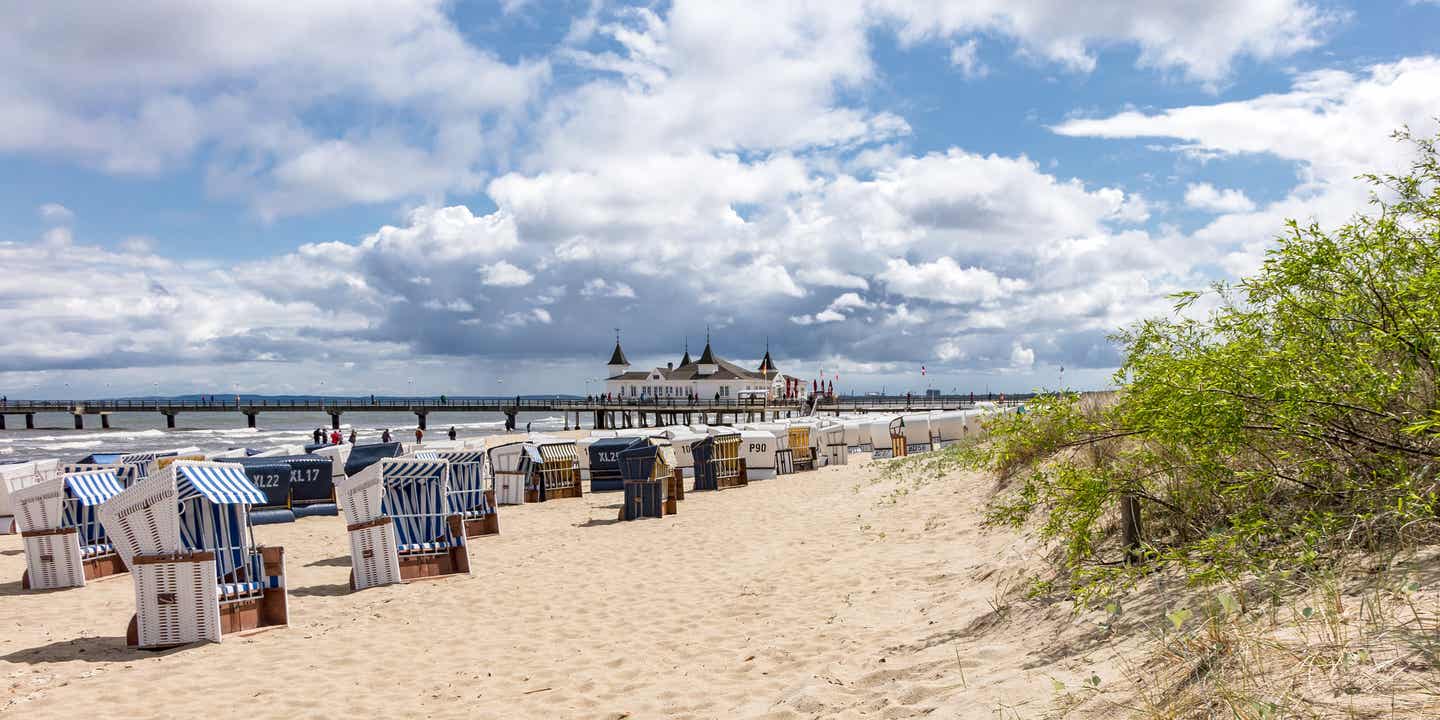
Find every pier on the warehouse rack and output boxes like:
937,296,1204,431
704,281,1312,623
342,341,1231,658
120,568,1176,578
0,394,1032,431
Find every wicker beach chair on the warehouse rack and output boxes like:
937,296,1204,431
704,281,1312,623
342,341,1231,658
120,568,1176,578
486,441,533,505
692,434,747,491
534,441,582,501
98,461,288,649
338,458,469,591
788,426,816,471
14,468,128,590
616,440,679,521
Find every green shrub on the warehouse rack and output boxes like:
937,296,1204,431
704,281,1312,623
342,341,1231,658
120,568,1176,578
978,130,1440,603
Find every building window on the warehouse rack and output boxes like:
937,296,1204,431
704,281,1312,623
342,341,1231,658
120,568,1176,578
720,386,730,397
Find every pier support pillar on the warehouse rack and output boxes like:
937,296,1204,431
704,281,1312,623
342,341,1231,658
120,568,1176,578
413,411,426,430
245,411,258,429
163,412,177,429
330,412,343,430
0,415,5,430
101,414,111,429
25,414,35,430
74,414,84,430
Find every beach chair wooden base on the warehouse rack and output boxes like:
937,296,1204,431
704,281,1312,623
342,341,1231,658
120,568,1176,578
719,461,749,490
395,516,471,582
548,483,583,500
462,491,500,537
83,553,127,582
617,482,674,521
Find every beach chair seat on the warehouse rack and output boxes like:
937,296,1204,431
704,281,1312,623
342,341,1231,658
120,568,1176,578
16,468,128,590
99,461,289,648
437,450,498,537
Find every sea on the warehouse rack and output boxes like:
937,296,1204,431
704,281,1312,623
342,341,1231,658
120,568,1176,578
0,410,585,464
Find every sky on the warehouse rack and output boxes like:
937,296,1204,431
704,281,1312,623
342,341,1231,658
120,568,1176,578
2,0,1439,398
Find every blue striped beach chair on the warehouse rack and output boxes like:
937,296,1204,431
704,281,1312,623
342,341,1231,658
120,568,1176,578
338,459,470,591
98,461,289,648
436,450,498,537
13,468,128,590
616,440,679,521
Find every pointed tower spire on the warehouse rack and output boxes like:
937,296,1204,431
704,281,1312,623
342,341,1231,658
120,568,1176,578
697,327,716,366
680,337,692,367
607,328,629,376
758,336,777,375
697,325,717,374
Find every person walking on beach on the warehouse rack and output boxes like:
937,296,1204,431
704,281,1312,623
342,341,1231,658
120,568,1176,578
448,426,457,441
313,428,322,444
525,421,531,434
330,428,341,445
382,428,392,443
414,427,424,444
348,428,357,444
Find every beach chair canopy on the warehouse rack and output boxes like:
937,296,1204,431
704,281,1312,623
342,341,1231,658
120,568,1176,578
175,463,267,505
65,470,124,506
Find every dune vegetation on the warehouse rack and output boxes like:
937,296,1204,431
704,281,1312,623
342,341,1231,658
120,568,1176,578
963,130,1440,718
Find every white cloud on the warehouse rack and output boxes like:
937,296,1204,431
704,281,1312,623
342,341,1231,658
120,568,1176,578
796,267,869,290
1010,343,1035,369
479,260,535,287
499,308,552,327
38,203,74,224
1184,183,1256,213
878,257,1027,304
0,1,549,214
1055,56,1440,266
874,0,1337,84
948,39,987,79
580,278,637,298
422,299,476,312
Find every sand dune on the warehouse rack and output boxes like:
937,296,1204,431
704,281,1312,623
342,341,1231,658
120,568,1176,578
0,455,1124,719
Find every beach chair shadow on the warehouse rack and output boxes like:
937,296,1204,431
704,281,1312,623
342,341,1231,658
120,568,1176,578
1,549,23,556
576,516,623,528
287,582,352,597
2,635,184,664
305,555,353,567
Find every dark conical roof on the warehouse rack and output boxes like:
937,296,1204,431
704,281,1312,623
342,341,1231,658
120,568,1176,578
680,349,692,366
608,340,629,366
697,340,716,366
758,349,777,374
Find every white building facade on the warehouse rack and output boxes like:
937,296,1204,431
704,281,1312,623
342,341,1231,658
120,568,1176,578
601,339,787,401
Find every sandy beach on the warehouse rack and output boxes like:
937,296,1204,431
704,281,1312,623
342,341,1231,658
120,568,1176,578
0,453,1122,719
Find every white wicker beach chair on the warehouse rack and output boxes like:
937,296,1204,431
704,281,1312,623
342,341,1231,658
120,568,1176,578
14,468,127,590
338,458,469,591
99,461,288,649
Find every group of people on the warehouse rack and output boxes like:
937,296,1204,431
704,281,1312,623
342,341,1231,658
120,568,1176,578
310,425,460,446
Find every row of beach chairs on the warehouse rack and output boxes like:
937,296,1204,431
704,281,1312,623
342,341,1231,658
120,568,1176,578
6,410,998,650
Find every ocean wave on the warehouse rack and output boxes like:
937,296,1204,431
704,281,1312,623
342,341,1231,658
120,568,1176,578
12,429,168,443
35,441,107,451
